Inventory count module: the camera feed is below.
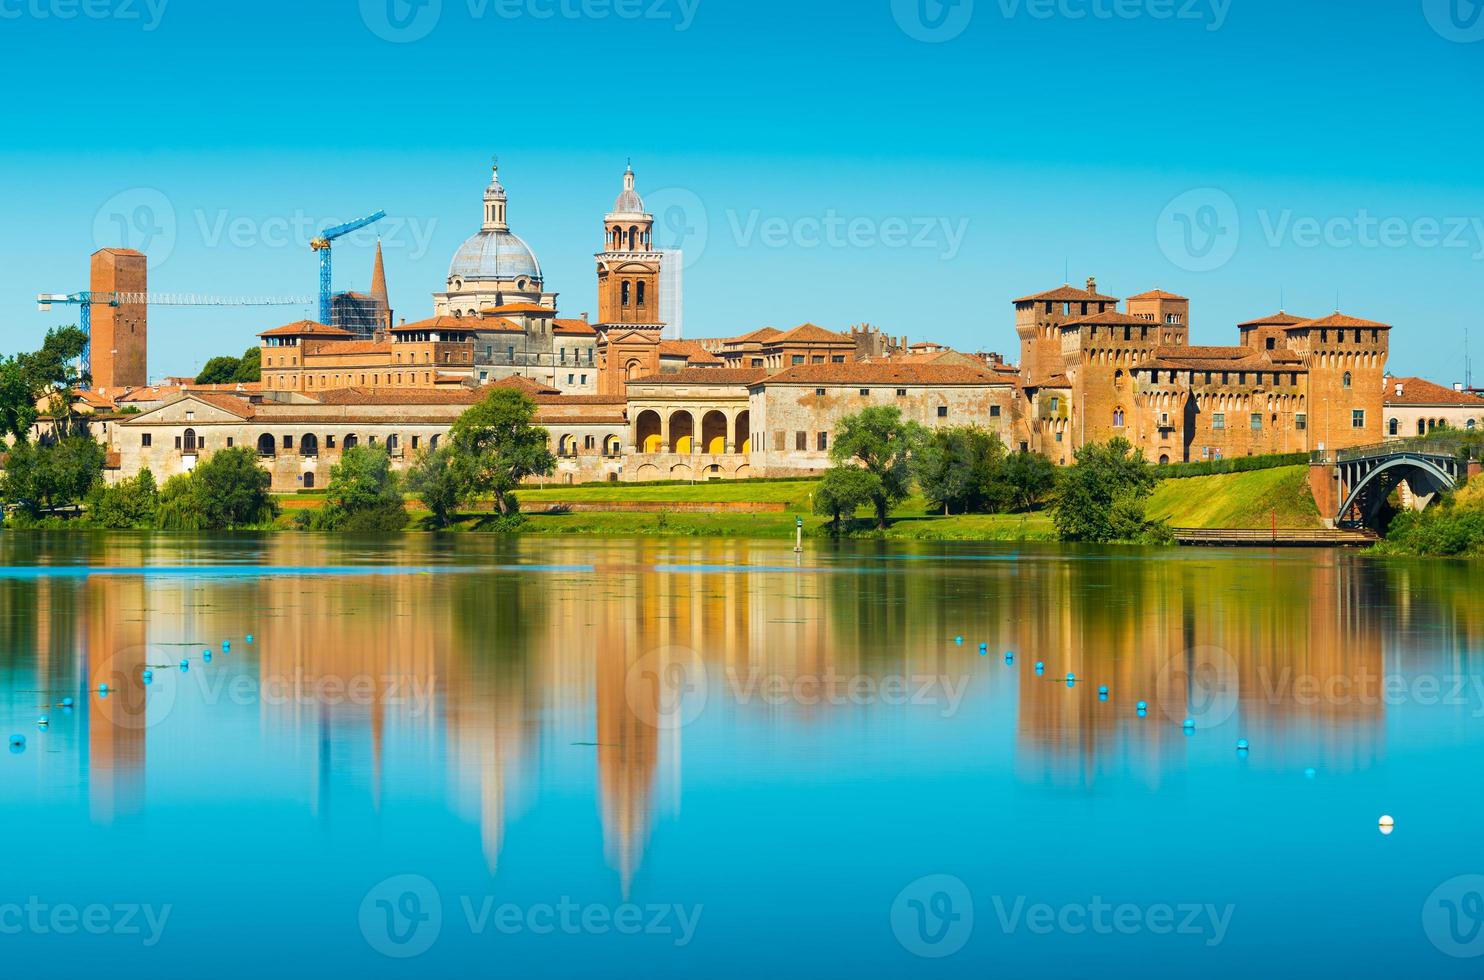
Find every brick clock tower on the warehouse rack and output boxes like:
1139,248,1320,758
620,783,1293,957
90,248,148,390
595,165,664,395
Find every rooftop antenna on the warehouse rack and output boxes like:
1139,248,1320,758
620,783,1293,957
1279,286,1284,311
1467,327,1473,389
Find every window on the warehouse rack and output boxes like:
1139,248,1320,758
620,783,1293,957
831,355,846,363
226,438,233,448
990,405,1001,418
791,355,805,365
283,435,293,449
817,432,828,451
412,436,420,450
1050,397,1059,412
1296,414,1307,431
580,374,587,384
1213,413,1226,430
1343,372,1352,388
1352,410,1366,429
621,281,630,306
507,346,515,360
326,436,336,449
1388,418,1398,436
896,388,907,397
937,406,948,418
1468,419,1477,431
141,434,152,447
859,388,870,396
795,431,807,451
568,374,575,385
1250,413,1262,430
1055,431,1063,442
1112,408,1125,428
636,281,645,306
1265,337,1276,350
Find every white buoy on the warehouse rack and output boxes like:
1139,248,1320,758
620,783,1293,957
1378,815,1395,835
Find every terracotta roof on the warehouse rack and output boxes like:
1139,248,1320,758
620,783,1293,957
433,374,469,384
117,385,186,402
303,387,483,406
768,323,853,345
552,318,597,335
725,327,782,345
1013,284,1120,304
189,392,257,417
760,363,1005,386
480,303,553,315
1385,377,1484,406
1062,311,1156,328
1127,289,1188,301
393,316,476,332
309,341,393,355
1290,312,1391,330
628,368,768,386
1237,311,1307,328
74,390,117,408
258,320,351,338
97,248,145,257
530,395,627,406
490,375,562,396
188,382,263,394
473,316,525,334
658,340,724,365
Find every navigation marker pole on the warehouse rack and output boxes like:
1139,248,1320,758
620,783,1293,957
795,516,803,553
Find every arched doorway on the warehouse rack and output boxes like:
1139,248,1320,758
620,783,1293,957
701,411,727,455
636,410,662,453
303,472,315,489
344,434,358,450
604,434,622,457
735,411,751,454
669,411,694,454
257,433,276,457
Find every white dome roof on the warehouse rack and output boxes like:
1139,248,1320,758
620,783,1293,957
448,229,542,284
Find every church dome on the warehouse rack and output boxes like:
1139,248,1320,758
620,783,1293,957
611,164,646,214
448,229,542,284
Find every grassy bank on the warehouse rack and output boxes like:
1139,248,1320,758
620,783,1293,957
1369,479,1484,558
1146,465,1323,530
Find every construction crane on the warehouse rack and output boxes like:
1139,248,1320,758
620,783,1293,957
36,291,313,384
310,211,385,325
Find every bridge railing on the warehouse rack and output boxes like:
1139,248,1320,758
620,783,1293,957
1313,433,1481,465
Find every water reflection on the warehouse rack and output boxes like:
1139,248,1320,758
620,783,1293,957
1,534,1481,898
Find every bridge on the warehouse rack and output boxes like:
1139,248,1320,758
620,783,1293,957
1309,436,1479,529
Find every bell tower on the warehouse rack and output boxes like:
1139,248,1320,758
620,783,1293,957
594,164,664,395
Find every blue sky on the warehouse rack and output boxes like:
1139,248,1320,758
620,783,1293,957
2,0,1482,382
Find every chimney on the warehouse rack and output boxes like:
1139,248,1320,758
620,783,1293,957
1456,382,1465,392
1086,276,1097,294
581,312,589,321
1395,382,1404,398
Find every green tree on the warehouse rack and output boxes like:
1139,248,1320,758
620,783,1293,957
87,468,159,529
916,426,1004,514
310,446,408,531
407,446,469,528
828,406,924,528
1,326,91,442
449,388,555,516
233,346,261,382
156,448,276,530
1,436,106,518
195,346,261,385
990,449,1058,513
813,466,880,534
1052,437,1163,543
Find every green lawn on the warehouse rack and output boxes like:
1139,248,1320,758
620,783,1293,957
1147,466,1322,530
515,479,821,510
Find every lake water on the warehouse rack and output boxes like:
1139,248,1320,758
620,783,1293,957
1,533,1481,976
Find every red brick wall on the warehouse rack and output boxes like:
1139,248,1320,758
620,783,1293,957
89,250,147,389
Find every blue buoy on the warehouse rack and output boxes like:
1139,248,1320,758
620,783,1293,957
1183,718,1195,730
1097,685,1109,696
1066,672,1076,683
179,660,189,671
1304,767,1316,779
1136,708,1148,719
61,697,74,709
141,669,153,685
954,636,963,645
9,735,24,751
203,651,212,663
1136,700,1148,712
222,640,230,650
1004,651,1014,663
97,683,109,695
245,634,254,644
1237,739,1250,751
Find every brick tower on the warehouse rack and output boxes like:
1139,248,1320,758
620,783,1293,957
1289,312,1390,452
595,165,664,394
89,248,147,390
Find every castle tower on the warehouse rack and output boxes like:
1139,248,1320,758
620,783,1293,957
1012,277,1119,383
595,164,664,394
1288,312,1390,451
89,248,147,390
1125,289,1190,347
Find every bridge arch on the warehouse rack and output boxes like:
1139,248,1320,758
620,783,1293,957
1336,453,1461,528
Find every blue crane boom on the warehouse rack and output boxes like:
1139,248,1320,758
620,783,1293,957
309,210,386,325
